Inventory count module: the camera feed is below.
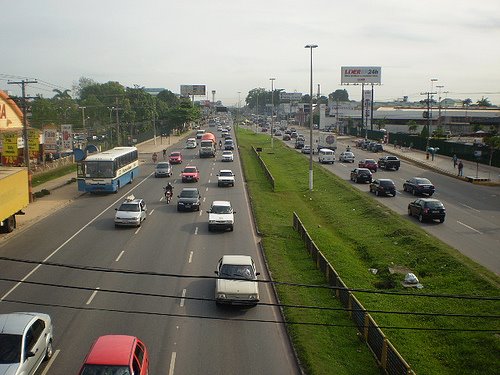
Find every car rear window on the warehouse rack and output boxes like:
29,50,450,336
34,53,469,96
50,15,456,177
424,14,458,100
425,201,443,208
80,365,131,375
380,180,395,187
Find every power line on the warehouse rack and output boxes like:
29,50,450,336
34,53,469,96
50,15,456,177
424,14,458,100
0,256,498,301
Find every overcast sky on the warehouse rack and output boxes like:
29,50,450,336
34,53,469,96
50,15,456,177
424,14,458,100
2,0,500,106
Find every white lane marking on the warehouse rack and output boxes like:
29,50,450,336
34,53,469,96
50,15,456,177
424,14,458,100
210,172,213,177
40,349,60,375
180,289,186,307
457,221,483,234
208,179,211,183
195,227,198,235
459,203,481,213
188,251,193,263
115,251,125,262
203,197,206,202
199,210,203,216
149,209,155,215
86,287,100,305
206,187,209,192
0,177,152,300
134,226,142,235
169,352,177,375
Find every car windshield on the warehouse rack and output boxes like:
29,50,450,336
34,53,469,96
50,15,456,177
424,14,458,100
219,264,255,280
0,334,21,363
118,203,140,212
366,159,376,163
359,170,370,175
156,163,169,169
211,205,232,214
223,151,232,155
80,365,131,375
170,153,180,157
219,171,233,177
183,167,197,173
416,178,432,184
180,190,198,198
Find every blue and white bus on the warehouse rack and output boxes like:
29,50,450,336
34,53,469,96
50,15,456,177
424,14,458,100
77,147,139,193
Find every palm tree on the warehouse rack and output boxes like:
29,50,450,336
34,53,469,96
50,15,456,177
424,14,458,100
52,89,72,100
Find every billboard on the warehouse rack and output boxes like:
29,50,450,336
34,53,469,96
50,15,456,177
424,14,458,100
61,124,73,150
180,85,206,96
341,66,381,84
279,92,302,101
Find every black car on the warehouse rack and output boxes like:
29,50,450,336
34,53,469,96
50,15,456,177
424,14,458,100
408,198,446,223
403,177,435,196
369,179,396,197
177,187,201,212
295,140,305,149
350,168,373,183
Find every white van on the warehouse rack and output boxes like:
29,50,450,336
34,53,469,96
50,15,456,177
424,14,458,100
318,148,335,164
196,129,206,139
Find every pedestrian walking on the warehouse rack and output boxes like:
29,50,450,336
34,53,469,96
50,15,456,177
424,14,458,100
452,154,458,168
458,160,464,176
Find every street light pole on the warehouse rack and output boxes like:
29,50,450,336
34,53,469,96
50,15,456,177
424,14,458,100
305,44,318,192
269,78,276,150
436,85,444,129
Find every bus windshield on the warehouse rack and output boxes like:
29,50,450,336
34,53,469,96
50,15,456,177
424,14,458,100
85,161,114,178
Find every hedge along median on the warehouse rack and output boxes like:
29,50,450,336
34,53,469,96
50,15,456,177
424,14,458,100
236,128,499,375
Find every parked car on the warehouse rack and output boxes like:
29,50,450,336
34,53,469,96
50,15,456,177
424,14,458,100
177,187,201,212
78,335,149,375
181,166,200,182
358,159,378,172
0,312,54,375
217,169,235,187
221,150,234,162
403,177,435,196
207,200,235,231
350,168,373,183
169,151,182,164
114,195,147,227
214,255,260,305
339,151,355,163
369,179,397,197
154,161,172,177
408,198,446,223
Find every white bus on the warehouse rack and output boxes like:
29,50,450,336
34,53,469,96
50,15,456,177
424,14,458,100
77,147,139,193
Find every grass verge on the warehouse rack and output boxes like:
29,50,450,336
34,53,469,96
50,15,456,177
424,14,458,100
237,127,499,375
31,164,77,187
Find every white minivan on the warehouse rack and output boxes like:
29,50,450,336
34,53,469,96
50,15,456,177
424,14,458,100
318,148,335,164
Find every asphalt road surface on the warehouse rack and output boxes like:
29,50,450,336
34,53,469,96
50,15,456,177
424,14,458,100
0,126,301,374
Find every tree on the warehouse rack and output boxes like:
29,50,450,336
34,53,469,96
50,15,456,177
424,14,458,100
420,124,429,139
484,135,500,166
476,97,492,107
52,89,72,100
329,89,349,101
408,120,418,134
462,98,473,107
245,88,269,114
157,89,179,108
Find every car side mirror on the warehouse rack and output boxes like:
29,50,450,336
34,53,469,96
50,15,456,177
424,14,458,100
115,208,118,211
26,351,36,359
214,271,218,275
206,210,211,213
256,272,260,276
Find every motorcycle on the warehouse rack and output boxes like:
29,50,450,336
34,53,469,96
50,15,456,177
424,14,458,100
164,188,173,204
152,153,158,163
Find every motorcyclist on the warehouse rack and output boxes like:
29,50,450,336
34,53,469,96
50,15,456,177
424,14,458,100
218,140,222,149
152,152,158,163
164,182,173,201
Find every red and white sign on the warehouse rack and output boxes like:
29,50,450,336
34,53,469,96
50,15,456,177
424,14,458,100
341,66,381,84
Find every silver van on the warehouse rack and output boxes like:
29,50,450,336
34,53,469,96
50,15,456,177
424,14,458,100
318,148,335,164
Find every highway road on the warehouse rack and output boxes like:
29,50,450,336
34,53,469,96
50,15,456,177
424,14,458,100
280,131,500,275
0,125,301,374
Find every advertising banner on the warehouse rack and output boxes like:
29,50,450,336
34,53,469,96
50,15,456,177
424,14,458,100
279,92,302,101
61,124,73,150
43,126,58,152
341,66,381,84
180,85,206,96
28,129,39,158
363,89,372,129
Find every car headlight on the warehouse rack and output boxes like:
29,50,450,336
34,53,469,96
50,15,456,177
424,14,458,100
178,202,185,205
248,294,258,300
217,293,226,299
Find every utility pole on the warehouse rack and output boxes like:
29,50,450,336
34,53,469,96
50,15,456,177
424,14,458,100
79,106,86,130
270,78,276,150
420,91,436,153
8,79,37,203
115,97,121,146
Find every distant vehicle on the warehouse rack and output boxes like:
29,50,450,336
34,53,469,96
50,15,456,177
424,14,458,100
196,129,206,139
186,137,197,149
403,177,435,196
408,198,446,223
177,187,201,212
0,312,54,375
358,159,378,172
221,150,234,162
282,134,291,141
377,156,400,170
318,148,335,164
339,151,355,163
350,168,373,183
295,139,305,149
169,151,183,164
274,130,282,136
154,162,172,177
369,179,397,197
224,139,235,150
371,143,384,152
78,335,149,375
301,145,313,154
199,132,216,158
290,131,298,138
214,255,260,306
316,132,337,152
114,195,147,227
77,147,139,193
181,166,200,182
207,200,235,232
217,170,235,187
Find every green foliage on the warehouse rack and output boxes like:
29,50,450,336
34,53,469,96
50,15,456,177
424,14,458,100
329,89,349,101
420,124,430,138
476,97,492,107
407,120,418,133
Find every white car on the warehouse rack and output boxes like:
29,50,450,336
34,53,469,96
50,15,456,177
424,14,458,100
214,255,260,306
186,137,197,149
207,200,235,231
0,312,54,375
221,150,234,162
217,169,235,187
339,151,355,163
114,195,147,227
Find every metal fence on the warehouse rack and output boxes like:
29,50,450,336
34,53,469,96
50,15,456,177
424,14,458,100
293,212,415,375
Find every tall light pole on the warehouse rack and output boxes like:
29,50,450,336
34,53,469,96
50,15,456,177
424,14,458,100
211,90,216,118
237,91,241,127
269,78,276,149
430,78,438,134
305,44,318,191
436,85,444,129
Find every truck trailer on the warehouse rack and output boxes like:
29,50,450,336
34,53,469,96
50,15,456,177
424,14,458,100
0,167,29,233
199,132,216,158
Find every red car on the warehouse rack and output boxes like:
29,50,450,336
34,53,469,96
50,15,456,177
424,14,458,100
181,165,200,182
358,158,378,172
78,335,149,375
169,151,182,164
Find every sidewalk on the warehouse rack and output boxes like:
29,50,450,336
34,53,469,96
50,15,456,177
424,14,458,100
1,132,190,242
